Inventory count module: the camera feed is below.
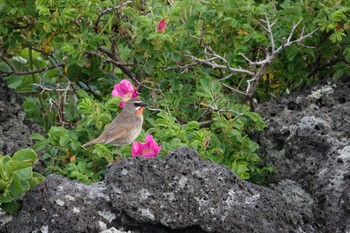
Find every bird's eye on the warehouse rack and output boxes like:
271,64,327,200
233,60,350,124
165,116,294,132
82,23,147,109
133,101,143,106
133,101,144,110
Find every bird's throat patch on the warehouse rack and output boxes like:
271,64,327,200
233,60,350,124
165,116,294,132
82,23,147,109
137,107,144,115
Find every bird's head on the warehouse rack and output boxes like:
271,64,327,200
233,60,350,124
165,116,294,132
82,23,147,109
124,98,148,115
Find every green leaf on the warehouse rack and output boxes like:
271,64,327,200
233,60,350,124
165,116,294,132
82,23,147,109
59,134,71,147
286,48,299,61
238,171,250,180
8,175,24,198
70,140,81,151
5,160,32,175
33,141,47,152
12,148,37,162
4,75,22,89
30,133,46,141
233,163,250,179
184,121,200,131
19,178,30,191
14,167,33,180
1,201,20,214
0,194,13,203
76,89,89,98
106,97,121,111
28,172,45,188
0,179,7,190
77,161,86,173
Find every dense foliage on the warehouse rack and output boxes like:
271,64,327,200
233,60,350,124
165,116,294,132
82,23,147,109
0,0,349,212
0,149,44,213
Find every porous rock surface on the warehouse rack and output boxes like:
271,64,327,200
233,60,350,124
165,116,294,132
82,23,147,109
105,148,315,233
256,77,350,233
0,78,38,155
2,175,115,233
3,148,316,233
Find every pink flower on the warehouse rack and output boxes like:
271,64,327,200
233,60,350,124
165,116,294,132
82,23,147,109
157,19,167,33
132,134,162,158
112,79,138,108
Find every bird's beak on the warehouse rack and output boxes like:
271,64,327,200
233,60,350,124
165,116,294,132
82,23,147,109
141,102,148,107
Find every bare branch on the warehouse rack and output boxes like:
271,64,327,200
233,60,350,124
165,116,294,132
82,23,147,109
221,83,246,95
0,56,16,71
175,15,318,101
95,1,132,33
262,14,277,52
287,19,302,44
98,46,139,84
163,62,198,73
186,53,255,76
0,63,65,77
103,58,134,67
274,25,318,56
33,82,73,96
242,16,318,98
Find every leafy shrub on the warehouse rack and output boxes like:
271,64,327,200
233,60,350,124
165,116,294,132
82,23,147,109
29,87,273,184
0,149,44,213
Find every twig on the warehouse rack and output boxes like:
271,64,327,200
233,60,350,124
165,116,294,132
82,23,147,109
244,17,318,98
0,63,65,77
0,56,16,71
95,1,132,33
98,46,139,84
185,53,255,76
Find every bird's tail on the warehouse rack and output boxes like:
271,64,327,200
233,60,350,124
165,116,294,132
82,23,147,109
82,137,102,148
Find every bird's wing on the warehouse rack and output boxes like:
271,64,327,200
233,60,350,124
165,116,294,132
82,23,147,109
101,112,139,144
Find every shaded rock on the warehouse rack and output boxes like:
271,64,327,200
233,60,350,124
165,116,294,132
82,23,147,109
3,175,116,233
0,79,39,155
105,148,316,233
2,149,317,233
256,77,350,233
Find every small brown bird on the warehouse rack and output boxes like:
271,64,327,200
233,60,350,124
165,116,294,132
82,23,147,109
83,98,148,148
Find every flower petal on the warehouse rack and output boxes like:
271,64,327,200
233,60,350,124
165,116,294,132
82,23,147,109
112,79,138,108
131,134,161,158
157,19,167,33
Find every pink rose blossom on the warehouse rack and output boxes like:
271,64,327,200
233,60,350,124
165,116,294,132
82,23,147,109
157,19,167,33
112,79,138,108
132,134,162,158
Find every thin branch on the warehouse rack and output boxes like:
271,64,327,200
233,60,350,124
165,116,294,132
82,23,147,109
0,63,65,77
274,28,318,56
186,53,255,76
198,120,214,127
307,55,344,78
33,82,73,95
98,46,139,83
261,14,277,52
163,62,198,72
0,56,16,71
287,19,302,44
239,20,318,67
237,17,319,98
95,1,132,33
103,57,134,67
221,83,246,95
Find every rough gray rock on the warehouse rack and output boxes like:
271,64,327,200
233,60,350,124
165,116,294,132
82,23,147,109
256,77,350,233
0,79,38,155
3,149,316,233
2,175,116,233
105,148,316,233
